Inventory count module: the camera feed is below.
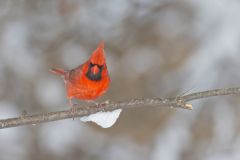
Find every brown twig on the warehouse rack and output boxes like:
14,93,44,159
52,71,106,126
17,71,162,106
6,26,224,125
0,87,240,129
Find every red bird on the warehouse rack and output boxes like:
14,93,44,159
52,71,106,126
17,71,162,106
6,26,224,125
50,42,110,108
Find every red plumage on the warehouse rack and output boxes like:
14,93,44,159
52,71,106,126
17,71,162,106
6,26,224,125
50,42,110,106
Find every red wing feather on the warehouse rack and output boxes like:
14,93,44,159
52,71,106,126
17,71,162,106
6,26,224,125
49,68,66,76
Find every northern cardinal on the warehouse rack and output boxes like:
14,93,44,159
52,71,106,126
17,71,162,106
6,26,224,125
50,42,110,109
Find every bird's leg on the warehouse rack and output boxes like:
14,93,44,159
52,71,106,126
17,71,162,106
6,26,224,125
20,109,28,120
68,98,77,120
86,100,108,112
87,100,103,108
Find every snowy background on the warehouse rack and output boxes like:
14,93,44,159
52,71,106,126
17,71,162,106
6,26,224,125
1,0,240,160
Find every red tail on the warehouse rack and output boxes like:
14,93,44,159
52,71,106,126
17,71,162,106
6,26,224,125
49,68,66,76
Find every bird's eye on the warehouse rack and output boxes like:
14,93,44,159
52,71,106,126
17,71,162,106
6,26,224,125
89,62,103,70
97,64,104,69
89,62,94,67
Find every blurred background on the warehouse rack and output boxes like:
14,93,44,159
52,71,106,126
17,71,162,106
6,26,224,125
1,0,240,160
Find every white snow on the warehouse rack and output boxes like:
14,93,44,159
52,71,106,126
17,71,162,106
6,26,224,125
80,109,122,128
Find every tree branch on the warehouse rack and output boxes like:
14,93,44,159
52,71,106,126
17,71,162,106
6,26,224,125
1,87,240,129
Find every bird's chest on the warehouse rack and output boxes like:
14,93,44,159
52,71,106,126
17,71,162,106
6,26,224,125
66,77,109,100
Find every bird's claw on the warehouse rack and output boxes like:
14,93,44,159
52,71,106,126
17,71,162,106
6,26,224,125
20,110,28,119
69,104,78,120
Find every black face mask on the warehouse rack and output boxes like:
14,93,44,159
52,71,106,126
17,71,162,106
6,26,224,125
86,62,104,81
